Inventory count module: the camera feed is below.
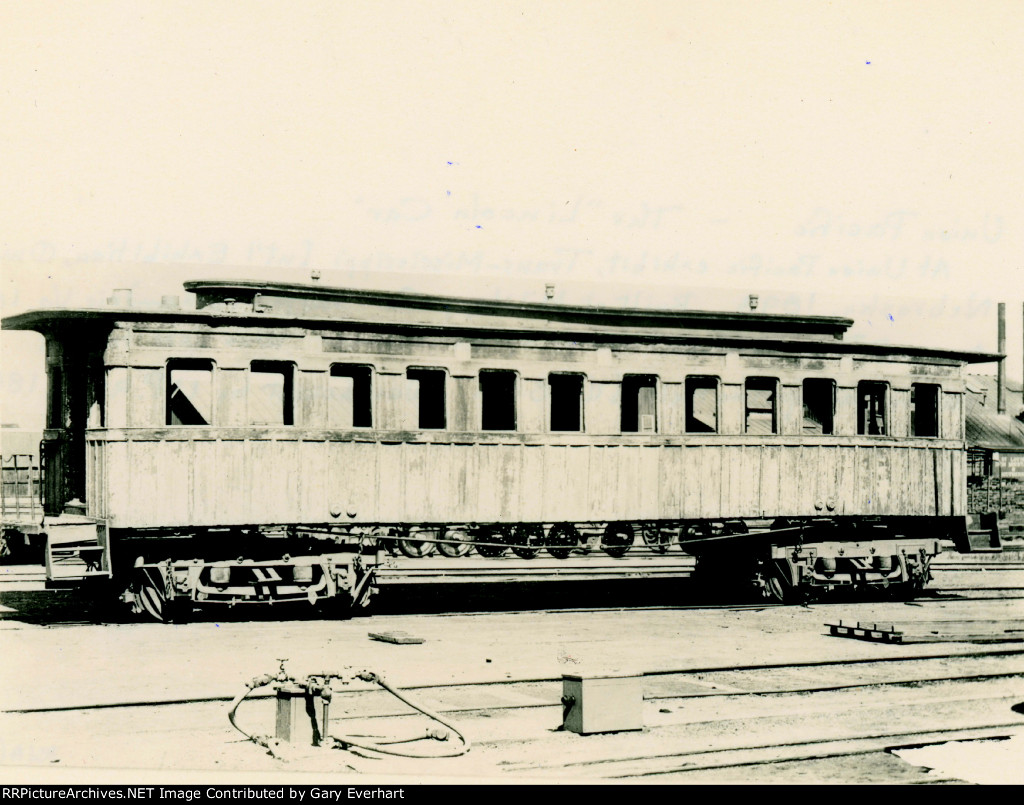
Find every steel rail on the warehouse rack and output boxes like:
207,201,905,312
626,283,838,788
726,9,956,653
254,669,1024,726
9,647,1024,714
579,722,1024,779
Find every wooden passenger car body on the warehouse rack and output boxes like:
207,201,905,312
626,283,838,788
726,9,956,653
1,279,999,613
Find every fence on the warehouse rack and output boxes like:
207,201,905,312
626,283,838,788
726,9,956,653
1,453,42,525
968,474,1024,523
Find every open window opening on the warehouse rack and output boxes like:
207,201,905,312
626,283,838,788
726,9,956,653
858,381,888,436
479,370,517,431
621,375,658,433
249,361,293,426
329,364,373,428
407,368,446,430
911,383,940,437
745,377,778,435
802,378,835,435
685,376,718,433
167,359,214,426
549,373,584,432
87,356,105,428
47,366,64,429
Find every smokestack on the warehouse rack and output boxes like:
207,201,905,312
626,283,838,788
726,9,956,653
997,302,1006,414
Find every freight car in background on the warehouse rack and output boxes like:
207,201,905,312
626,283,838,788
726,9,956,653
0,278,1000,621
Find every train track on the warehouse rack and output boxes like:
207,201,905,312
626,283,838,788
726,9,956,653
931,563,1024,571
8,649,1022,782
9,646,1023,715
1,548,1020,587
2,562,1024,629
527,721,1024,781
4,556,1021,782
331,652,1024,782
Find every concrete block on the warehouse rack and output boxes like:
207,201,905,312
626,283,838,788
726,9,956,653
562,672,643,735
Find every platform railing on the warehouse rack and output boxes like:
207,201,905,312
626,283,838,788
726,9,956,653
1,453,42,525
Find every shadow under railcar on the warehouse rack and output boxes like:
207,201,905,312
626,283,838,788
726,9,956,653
0,574,973,626
0,577,707,624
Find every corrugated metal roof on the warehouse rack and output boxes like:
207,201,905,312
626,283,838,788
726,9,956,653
965,373,1023,395
966,395,1024,451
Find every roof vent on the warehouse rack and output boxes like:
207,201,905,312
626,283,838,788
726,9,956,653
749,294,759,311
108,289,132,307
545,283,556,300
311,269,322,282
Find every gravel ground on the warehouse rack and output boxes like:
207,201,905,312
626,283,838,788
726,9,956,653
2,564,1023,784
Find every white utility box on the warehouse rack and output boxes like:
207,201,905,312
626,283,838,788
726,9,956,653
561,672,643,735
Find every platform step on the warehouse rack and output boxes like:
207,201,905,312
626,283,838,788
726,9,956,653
45,522,109,579
49,544,105,557
45,522,101,545
965,529,1002,553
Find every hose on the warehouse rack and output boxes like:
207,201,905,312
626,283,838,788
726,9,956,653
325,671,470,758
228,665,470,761
227,672,282,756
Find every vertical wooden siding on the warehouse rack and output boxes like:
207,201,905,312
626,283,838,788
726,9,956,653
91,433,966,528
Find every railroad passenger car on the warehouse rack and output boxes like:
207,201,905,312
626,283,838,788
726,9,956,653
1,278,998,620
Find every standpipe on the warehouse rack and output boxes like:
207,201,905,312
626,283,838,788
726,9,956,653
228,660,470,760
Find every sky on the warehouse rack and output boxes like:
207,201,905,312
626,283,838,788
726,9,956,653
2,1,1023,429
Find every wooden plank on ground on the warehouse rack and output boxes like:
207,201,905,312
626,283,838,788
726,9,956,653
368,631,425,645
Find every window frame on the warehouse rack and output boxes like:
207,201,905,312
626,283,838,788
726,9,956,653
548,372,586,433
685,375,720,434
478,368,519,432
801,378,836,436
857,380,889,436
910,382,941,438
744,376,779,435
620,374,659,434
248,360,294,426
166,358,216,427
406,366,449,430
328,363,374,429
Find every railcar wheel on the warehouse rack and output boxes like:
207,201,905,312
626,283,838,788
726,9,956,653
135,567,167,622
679,524,709,552
376,529,401,557
601,522,635,558
764,559,800,604
397,527,437,558
547,523,578,559
642,523,671,553
475,525,509,558
765,573,786,604
511,524,544,559
437,526,474,558
133,564,189,623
